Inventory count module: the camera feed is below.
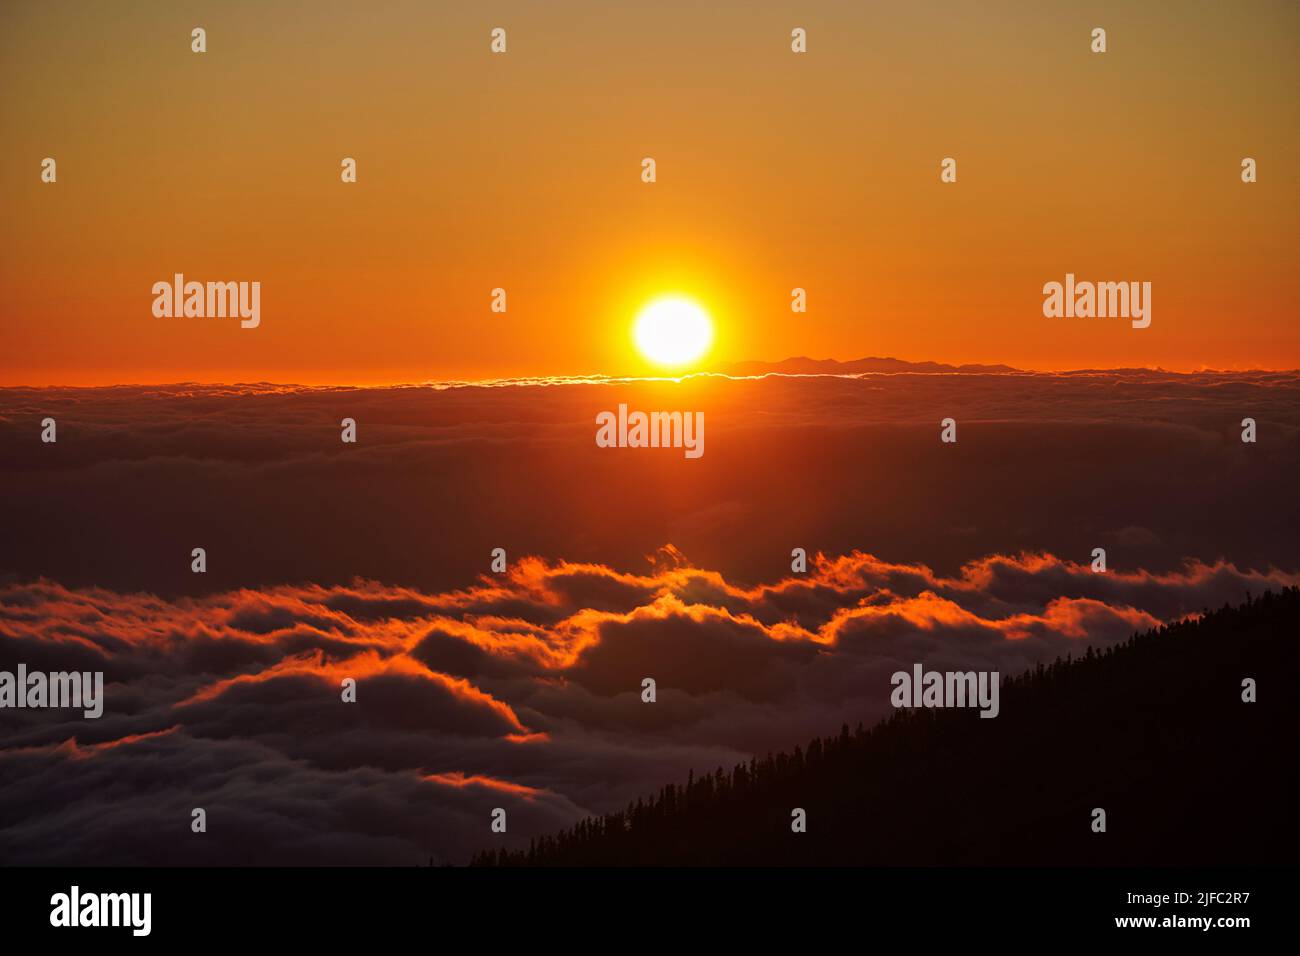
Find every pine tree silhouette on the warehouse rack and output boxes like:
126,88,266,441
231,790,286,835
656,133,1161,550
471,588,1299,866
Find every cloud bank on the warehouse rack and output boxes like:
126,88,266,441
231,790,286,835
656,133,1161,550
2,548,1293,864
2,370,1296,599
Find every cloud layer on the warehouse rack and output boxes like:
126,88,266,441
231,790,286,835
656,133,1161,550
2,548,1294,864
2,370,1297,599
2,370,1295,862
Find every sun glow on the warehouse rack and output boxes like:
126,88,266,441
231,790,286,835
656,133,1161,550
632,296,714,368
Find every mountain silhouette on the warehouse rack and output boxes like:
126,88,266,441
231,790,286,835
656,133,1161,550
714,356,1020,376
473,588,1298,866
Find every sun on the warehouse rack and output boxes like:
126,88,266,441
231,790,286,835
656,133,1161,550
632,296,714,368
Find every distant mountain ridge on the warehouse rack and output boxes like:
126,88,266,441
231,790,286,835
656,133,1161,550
715,356,1021,376
711,357,1300,378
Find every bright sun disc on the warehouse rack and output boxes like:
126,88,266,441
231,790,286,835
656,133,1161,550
633,296,714,368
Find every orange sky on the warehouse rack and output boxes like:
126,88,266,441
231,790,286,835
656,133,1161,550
2,0,1297,385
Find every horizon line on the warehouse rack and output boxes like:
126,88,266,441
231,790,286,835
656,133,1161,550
4,357,1300,391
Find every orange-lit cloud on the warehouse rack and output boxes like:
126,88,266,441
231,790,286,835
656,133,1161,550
423,771,544,799
2,547,1295,864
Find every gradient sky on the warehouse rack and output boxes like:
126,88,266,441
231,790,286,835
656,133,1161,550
2,0,1297,384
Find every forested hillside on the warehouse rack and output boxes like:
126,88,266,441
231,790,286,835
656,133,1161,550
474,588,1298,865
